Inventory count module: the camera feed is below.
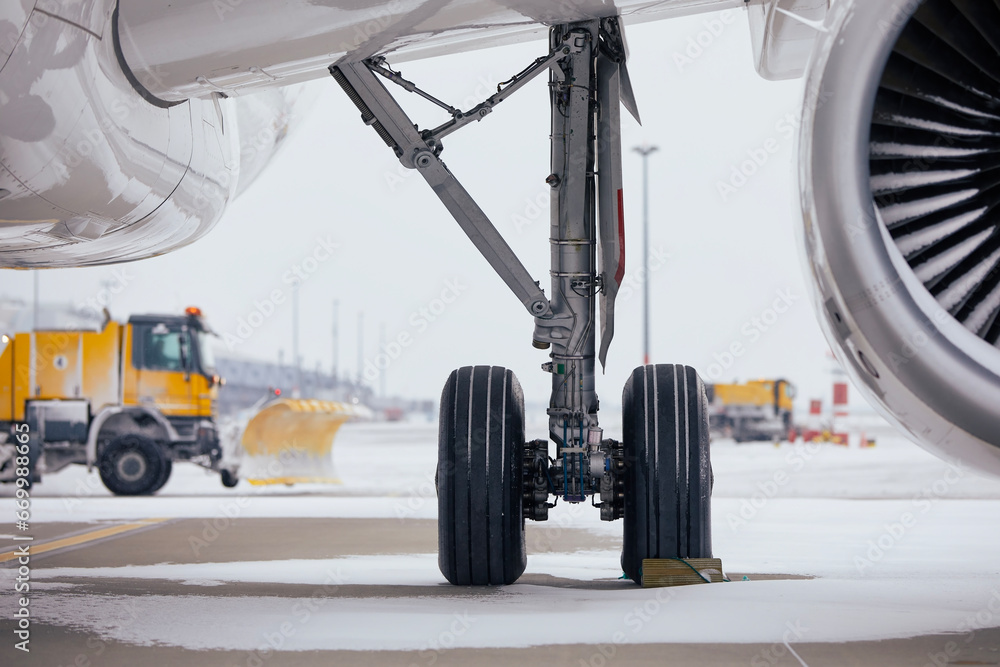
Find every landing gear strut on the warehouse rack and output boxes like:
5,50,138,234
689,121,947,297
332,16,712,585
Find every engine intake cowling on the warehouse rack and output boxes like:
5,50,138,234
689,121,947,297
801,0,1000,473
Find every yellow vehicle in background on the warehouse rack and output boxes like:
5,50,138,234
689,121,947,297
0,307,364,495
0,308,227,494
0,307,366,494
705,379,796,443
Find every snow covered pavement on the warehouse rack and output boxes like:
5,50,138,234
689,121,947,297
2,421,1000,665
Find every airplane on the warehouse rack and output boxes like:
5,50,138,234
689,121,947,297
1,0,998,586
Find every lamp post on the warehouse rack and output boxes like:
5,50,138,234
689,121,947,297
332,299,339,381
292,281,301,397
32,272,39,331
356,311,364,386
378,321,386,398
632,144,658,366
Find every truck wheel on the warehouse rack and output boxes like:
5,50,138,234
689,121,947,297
732,418,744,444
437,366,527,586
98,434,165,496
621,365,713,583
220,469,238,488
148,457,173,494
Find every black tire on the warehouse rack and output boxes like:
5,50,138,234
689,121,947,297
732,419,744,443
621,365,713,583
98,434,165,496
437,366,527,586
148,456,173,494
220,469,238,488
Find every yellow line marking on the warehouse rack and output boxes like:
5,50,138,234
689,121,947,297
247,477,341,486
0,519,168,563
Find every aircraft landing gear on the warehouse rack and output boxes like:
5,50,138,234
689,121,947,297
332,16,712,585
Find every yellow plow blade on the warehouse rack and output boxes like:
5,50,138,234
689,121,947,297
238,399,365,485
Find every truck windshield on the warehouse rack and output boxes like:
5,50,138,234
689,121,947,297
195,330,216,375
134,322,216,377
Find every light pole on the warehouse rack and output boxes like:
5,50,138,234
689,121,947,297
378,321,386,399
292,281,301,397
633,144,658,366
32,271,39,331
332,299,339,381
356,311,364,386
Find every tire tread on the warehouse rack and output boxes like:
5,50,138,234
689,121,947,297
622,364,712,583
438,366,526,586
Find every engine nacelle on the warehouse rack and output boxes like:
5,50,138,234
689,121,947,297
0,1,237,267
801,0,1000,473
0,0,308,268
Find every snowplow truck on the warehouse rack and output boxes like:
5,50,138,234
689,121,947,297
0,308,358,495
705,379,796,443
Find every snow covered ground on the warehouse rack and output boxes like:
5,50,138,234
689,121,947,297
4,420,1000,656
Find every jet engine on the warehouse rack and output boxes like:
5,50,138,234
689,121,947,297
801,0,1000,473
0,0,309,267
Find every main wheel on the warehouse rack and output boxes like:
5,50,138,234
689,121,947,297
98,434,165,496
437,366,527,586
621,365,713,583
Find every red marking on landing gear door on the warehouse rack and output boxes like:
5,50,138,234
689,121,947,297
614,189,626,286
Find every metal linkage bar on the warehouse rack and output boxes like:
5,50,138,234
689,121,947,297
366,50,568,145
367,58,459,116
330,61,553,320
425,50,567,143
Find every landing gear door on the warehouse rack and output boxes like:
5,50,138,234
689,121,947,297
596,45,626,371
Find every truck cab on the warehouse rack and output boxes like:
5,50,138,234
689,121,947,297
125,310,219,444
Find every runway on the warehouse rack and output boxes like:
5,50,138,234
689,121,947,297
3,421,1000,665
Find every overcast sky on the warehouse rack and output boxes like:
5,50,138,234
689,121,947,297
1,8,854,415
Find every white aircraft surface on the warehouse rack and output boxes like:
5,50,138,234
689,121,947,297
2,0,999,587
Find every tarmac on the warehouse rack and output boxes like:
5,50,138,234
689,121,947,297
3,516,999,666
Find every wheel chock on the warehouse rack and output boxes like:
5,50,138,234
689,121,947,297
641,558,725,587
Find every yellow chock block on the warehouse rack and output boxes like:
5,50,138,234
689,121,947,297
641,558,725,588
